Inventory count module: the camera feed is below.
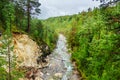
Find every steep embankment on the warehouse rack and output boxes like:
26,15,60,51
12,34,44,80
13,34,41,67
0,33,44,80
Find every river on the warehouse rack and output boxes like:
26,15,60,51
41,34,80,80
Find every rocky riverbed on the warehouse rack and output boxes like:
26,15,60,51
39,34,80,80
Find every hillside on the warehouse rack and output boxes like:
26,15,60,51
0,0,120,80
42,2,120,80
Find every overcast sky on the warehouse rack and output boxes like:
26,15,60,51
38,0,100,19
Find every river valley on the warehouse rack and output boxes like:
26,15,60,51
40,34,80,80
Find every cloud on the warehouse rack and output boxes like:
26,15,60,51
39,0,100,19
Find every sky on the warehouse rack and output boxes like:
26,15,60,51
38,0,100,19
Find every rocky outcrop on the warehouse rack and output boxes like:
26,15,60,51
37,42,51,64
12,34,51,80
13,34,41,67
12,34,42,80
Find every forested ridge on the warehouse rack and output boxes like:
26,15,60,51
0,0,120,80
42,2,120,80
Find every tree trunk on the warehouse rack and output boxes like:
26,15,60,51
8,44,11,80
27,0,30,32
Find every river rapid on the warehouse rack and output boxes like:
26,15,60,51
41,34,80,80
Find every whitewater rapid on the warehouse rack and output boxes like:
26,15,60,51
41,34,80,80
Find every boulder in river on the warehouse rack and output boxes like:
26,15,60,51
54,73,63,78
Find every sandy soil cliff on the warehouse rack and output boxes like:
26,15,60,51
13,34,41,67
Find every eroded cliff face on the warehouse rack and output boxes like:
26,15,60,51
13,34,41,67
0,34,50,80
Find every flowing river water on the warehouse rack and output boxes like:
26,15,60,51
41,34,80,80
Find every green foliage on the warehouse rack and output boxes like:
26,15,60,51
24,18,57,51
42,2,120,80
0,0,46,80
30,19,44,39
0,0,119,80
0,25,24,80
70,3,120,80
0,1,15,30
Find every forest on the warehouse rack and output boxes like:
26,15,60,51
0,0,57,79
42,1,120,79
0,0,120,80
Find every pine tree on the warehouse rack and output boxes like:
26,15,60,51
14,0,41,32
